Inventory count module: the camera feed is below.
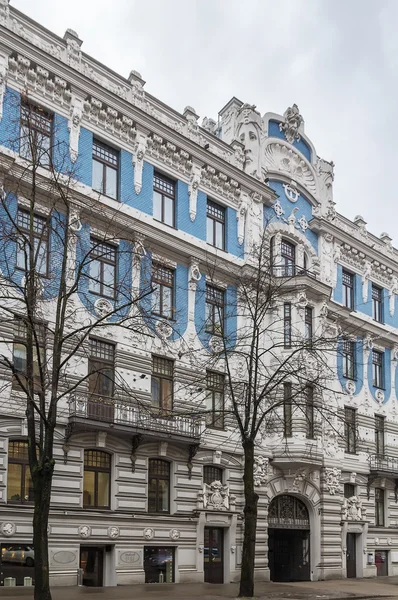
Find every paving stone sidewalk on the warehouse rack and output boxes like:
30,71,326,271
2,577,398,600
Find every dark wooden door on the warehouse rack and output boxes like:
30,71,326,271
346,533,357,578
269,529,310,582
204,527,223,583
375,551,388,576
80,547,103,587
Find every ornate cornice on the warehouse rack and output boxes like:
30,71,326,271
0,4,276,206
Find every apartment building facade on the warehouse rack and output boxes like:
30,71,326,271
0,0,397,588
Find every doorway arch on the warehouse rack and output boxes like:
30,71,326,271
268,495,310,582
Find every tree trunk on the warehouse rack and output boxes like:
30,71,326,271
238,438,259,598
32,459,54,600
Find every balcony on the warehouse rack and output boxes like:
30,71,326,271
369,454,398,476
368,454,398,500
68,394,204,442
273,265,317,279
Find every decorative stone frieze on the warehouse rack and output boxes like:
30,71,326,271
8,54,71,107
83,96,137,144
324,467,341,495
201,164,241,204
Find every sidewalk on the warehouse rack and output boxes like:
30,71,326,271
2,577,398,600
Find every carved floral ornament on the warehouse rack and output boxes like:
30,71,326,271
341,496,366,521
203,480,230,510
324,467,341,495
1,522,16,537
264,142,317,196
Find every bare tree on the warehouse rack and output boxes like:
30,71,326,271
197,232,339,598
0,93,156,600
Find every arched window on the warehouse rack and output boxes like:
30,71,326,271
268,495,309,529
7,441,33,504
148,459,170,513
83,450,111,508
203,465,223,485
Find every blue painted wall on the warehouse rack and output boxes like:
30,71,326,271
268,119,312,162
265,180,318,253
0,87,20,153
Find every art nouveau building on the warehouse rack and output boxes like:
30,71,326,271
0,0,398,588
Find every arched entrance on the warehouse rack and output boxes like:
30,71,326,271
268,495,310,582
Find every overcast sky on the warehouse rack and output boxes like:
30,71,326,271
12,0,398,243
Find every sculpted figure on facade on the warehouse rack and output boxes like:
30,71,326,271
279,104,303,144
68,96,83,163
235,103,264,180
253,456,268,487
0,53,7,122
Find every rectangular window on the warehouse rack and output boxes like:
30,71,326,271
12,318,46,390
344,407,357,454
344,483,355,498
372,350,384,389
16,209,49,276
151,264,175,319
281,240,295,276
153,173,175,227
206,371,224,429
148,459,170,513
304,306,313,347
342,339,356,380
205,285,225,336
89,239,117,299
20,101,52,167
283,382,292,437
88,338,115,398
375,488,385,526
375,415,385,456
151,356,173,413
305,385,314,439
342,270,354,310
92,139,119,199
7,441,33,504
372,285,383,323
284,303,292,348
207,200,225,250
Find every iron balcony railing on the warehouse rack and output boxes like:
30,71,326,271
369,454,398,475
272,265,317,279
68,393,204,439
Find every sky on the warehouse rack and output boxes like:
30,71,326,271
11,0,398,243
